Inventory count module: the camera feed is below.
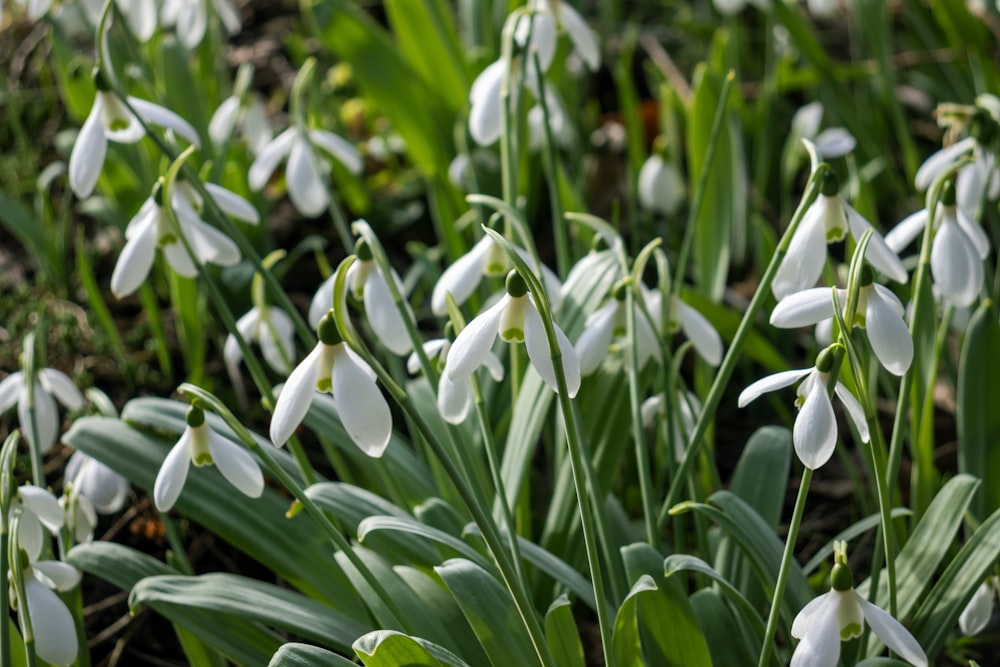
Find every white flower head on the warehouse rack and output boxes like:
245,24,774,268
154,404,264,512
270,313,392,457
14,485,65,563
791,102,856,159
959,577,998,636
738,347,869,469
407,332,504,424
160,0,241,49
0,368,84,453
792,542,927,667
248,126,362,217
19,560,81,666
885,190,988,309
770,271,913,376
309,240,412,356
773,169,908,299
447,271,580,397
638,153,685,216
69,82,200,199
644,288,723,367
209,93,273,156
713,0,769,16
225,306,296,375
111,180,254,298
63,451,130,542
575,287,660,376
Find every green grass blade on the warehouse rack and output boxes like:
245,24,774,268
544,596,585,667
269,643,358,667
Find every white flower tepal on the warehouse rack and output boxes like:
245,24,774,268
0,368,84,453
22,561,81,666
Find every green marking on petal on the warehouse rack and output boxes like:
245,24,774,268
109,118,130,132
501,327,524,342
316,377,332,392
613,326,626,337
193,452,213,467
840,622,862,640
159,233,178,246
485,262,507,276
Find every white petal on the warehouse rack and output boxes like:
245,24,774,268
873,284,905,317
555,0,600,70
635,307,661,368
0,373,23,413
209,96,240,145
791,592,833,639
771,288,836,328
857,595,928,667
792,102,823,138
931,217,983,308
814,127,856,158
846,206,908,284
713,0,747,16
225,309,260,370
69,97,108,198
129,97,200,147
185,217,241,266
408,339,447,375
124,0,157,40
176,1,207,47
258,309,296,374
364,269,412,355
959,581,994,636
18,510,44,563
309,274,337,327
773,204,827,299
438,373,471,424
866,290,913,376
834,383,870,443
19,486,64,533
482,352,505,382
72,495,98,542
270,344,323,446
885,210,928,254
523,302,579,396
955,208,990,260
469,61,505,146
794,377,837,469
332,346,392,457
208,431,263,498
213,0,242,34
737,368,812,407
32,561,81,592
204,183,259,224
309,129,363,175
286,135,327,217
575,301,617,375
21,382,58,453
161,239,198,278
74,459,129,514
38,369,84,410
677,299,723,366
914,137,975,191
25,578,78,667
432,237,491,315
111,216,158,297
100,93,145,143
248,127,296,191
957,160,987,216
153,435,191,512
790,592,841,667
513,246,564,309
638,155,684,215
447,297,507,381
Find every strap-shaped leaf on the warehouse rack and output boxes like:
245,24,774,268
353,630,471,667
544,596,585,667
269,643,358,667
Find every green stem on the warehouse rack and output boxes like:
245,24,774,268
532,51,569,277
626,287,658,547
0,528,9,667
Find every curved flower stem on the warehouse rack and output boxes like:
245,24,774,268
178,385,414,634
657,167,826,526
625,285,658,547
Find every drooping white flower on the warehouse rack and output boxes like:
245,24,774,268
575,290,660,375
885,199,988,309
738,348,869,469
447,271,580,397
225,306,296,375
407,335,504,424
0,368,84,453
791,102,856,159
270,313,392,457
209,93,273,156
644,289,723,367
248,126,363,217
308,240,412,355
527,0,601,72
69,88,200,199
773,170,907,299
431,235,562,316
959,577,997,636
915,133,1000,217
770,276,913,376
62,451,130,542
792,542,927,667
14,485,65,562
160,0,241,49
154,405,263,512
19,560,81,666
713,0,769,16
111,180,256,298
642,391,700,460
638,153,685,216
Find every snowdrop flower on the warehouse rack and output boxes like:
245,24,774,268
959,577,997,636
885,193,988,309
248,124,363,217
773,169,908,299
69,82,200,199
638,153,685,216
447,271,580,397
13,485,65,562
575,287,660,375
154,404,263,512
160,0,241,49
111,180,256,298
62,451,129,542
407,330,504,424
432,234,562,316
0,367,84,453
18,560,81,666
738,347,869,469
791,102,856,159
526,90,573,152
270,313,392,456
642,391,700,459
791,542,927,667
644,289,723,367
209,93,273,156
309,240,412,355
770,270,913,376
225,306,296,375
713,0,769,16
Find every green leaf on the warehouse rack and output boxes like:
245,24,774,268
356,514,491,569
544,596,585,667
957,299,1000,520
663,554,765,641
130,573,369,653
689,589,759,667
269,643,358,667
801,509,912,575
354,630,472,667
434,558,538,666
0,191,56,281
